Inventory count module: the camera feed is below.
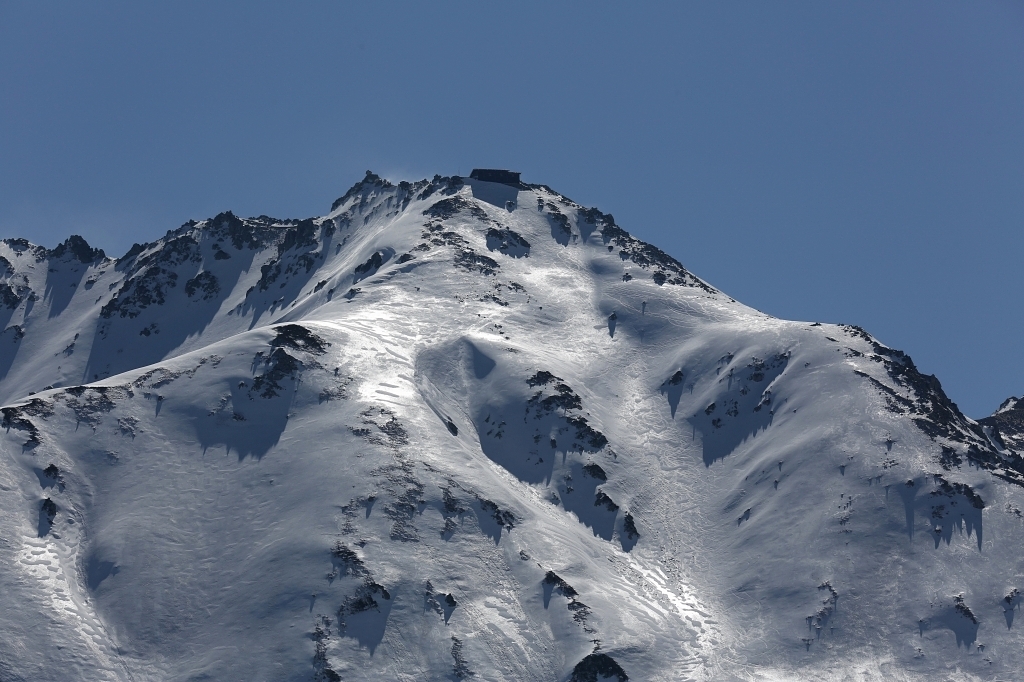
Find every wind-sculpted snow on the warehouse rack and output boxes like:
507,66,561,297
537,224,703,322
2,172,1024,680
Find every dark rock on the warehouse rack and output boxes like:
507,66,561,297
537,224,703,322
184,271,220,300
331,171,393,212
479,498,516,530
526,371,557,387
570,653,628,682
271,324,328,355
0,283,22,309
623,513,640,540
423,196,487,221
543,571,578,598
594,490,619,512
330,542,367,576
354,251,387,279
954,594,978,624
117,242,147,264
451,636,473,679
485,227,531,257
39,498,57,536
453,250,499,276
50,235,105,263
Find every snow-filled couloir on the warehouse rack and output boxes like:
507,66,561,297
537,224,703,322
1,171,1023,681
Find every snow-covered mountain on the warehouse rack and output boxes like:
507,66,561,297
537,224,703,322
1,170,1023,681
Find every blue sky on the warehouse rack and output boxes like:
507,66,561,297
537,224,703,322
1,1,1021,416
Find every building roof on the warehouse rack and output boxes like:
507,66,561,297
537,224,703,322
468,169,522,187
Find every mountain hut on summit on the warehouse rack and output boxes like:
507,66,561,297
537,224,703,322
468,169,521,186
467,169,523,211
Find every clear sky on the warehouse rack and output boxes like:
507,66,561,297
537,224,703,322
1,1,1021,417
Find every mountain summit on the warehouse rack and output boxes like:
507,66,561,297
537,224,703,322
1,171,1022,681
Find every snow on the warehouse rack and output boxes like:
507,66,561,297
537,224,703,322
0,173,1023,680
997,397,1019,415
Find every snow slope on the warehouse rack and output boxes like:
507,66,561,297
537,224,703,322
2,172,1024,681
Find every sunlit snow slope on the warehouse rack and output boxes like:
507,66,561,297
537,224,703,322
2,172,1024,681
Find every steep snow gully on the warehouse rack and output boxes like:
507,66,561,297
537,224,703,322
1,170,1023,681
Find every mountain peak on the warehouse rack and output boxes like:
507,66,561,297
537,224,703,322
997,396,1021,414
50,234,106,263
2,171,1024,680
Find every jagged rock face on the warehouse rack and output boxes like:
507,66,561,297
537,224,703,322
979,397,1024,457
1,172,1024,681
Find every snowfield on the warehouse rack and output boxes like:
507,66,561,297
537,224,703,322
1,172,1023,681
